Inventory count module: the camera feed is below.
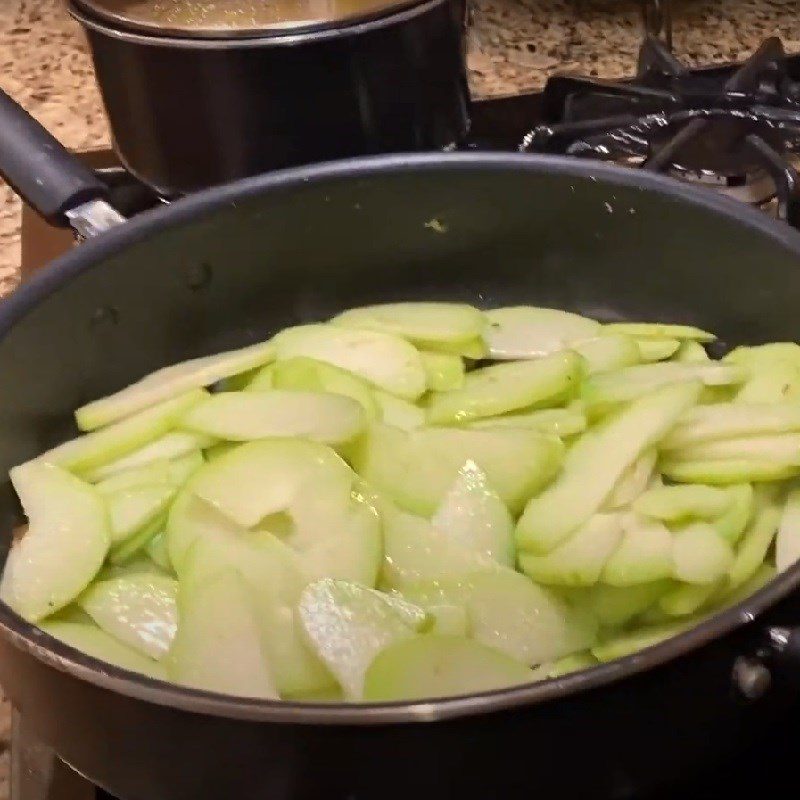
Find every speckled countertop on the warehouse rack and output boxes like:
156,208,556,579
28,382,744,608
0,0,799,793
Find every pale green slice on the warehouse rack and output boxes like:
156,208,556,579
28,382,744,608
592,618,696,662
181,390,365,445
39,621,165,679
728,495,782,590
713,484,754,543
273,324,426,400
517,381,701,553
483,306,600,359
245,363,276,391
419,351,465,392
572,334,640,375
33,390,207,475
601,515,673,586
363,635,534,702
662,403,800,449
83,433,210,482
468,407,587,438
604,449,656,510
636,338,680,362
519,513,624,587
425,604,469,636
660,458,800,485
297,579,427,700
672,524,734,585
532,651,598,679
658,581,720,617
633,484,732,523
79,573,177,659
167,566,278,699
582,363,745,408
674,341,710,363
145,531,172,572
191,438,352,528
602,322,715,342
271,357,379,417
1,463,109,621
667,434,800,465
353,423,564,516
580,581,673,627
426,351,582,425
332,302,485,345
430,461,514,567
107,484,175,545
776,486,800,572
76,340,275,431
373,391,425,430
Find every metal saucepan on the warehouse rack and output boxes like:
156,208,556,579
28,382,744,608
67,0,469,196
1,88,800,800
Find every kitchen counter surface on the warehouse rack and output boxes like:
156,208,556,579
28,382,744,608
0,0,800,794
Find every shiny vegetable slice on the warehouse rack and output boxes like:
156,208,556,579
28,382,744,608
426,351,582,425
79,573,178,659
519,514,624,587
167,566,278,699
672,524,734,585
35,390,207,475
353,423,564,516
181,390,365,445
191,438,352,528
632,484,733,523
332,302,485,345
636,338,681,362
83,433,210,482
660,458,800,484
373,391,425,430
572,335,640,375
602,322,715,342
601,515,673,586
661,403,800,449
273,324,426,400
468,406,587,438
1,463,109,621
517,381,701,553
430,461,514,567
582,363,745,409
776,487,800,572
363,635,534,701
76,340,275,431
483,306,600,359
107,485,175,545
419,351,465,391
39,621,166,679
297,578,427,699
271,357,379,417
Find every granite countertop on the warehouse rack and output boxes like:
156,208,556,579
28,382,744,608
0,0,799,794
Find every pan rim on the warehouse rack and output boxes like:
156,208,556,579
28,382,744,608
2,151,800,725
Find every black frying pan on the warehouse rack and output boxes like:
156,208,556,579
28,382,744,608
1,88,800,800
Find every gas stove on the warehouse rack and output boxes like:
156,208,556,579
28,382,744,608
13,16,800,800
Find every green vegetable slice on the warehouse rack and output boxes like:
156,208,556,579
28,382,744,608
666,433,800,465
419,351,465,391
728,493,782,590
273,324,426,400
658,581,720,617
33,390,207,475
660,458,800,484
672,524,734,585
592,618,697,662
517,381,701,553
373,391,425,430
579,581,673,628
363,635,534,702
271,356,379,417
167,566,278,699
601,515,673,586
572,335,640,375
426,351,582,425
353,423,564,516
332,302,485,345
604,449,656,510
469,406,587,438
483,306,600,359
601,323,715,342
76,340,275,431
712,484,754,543
297,578,427,700
636,338,681,362
79,573,178,659
39,621,166,679
633,484,733,523
107,485,175,546
181,390,365,445
519,513,624,587
1,463,109,621
776,486,800,572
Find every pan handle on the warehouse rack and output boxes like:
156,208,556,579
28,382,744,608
0,87,121,230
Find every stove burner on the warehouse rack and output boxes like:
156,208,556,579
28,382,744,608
524,36,800,225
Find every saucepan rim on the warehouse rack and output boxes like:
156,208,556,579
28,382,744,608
2,152,799,725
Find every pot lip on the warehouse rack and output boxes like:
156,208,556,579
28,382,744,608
68,0,451,47
3,151,800,725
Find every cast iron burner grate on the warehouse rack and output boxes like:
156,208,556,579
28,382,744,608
522,36,800,225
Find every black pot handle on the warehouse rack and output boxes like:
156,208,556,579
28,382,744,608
0,87,109,227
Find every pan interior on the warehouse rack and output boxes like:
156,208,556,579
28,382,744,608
2,156,800,717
